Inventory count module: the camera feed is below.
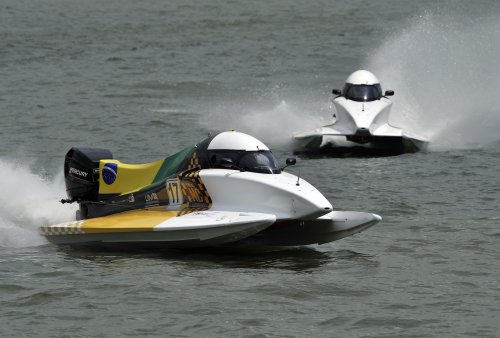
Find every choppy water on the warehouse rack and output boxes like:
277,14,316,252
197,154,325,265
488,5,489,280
1,1,500,337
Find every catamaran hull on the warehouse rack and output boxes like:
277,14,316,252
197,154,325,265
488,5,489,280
41,210,381,250
229,211,381,248
294,134,426,155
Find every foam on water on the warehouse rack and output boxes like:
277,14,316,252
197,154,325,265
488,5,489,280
0,158,77,248
366,11,500,150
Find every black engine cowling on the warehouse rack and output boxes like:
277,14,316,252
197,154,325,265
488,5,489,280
64,147,113,202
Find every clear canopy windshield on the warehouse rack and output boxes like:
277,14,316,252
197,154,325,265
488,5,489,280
207,150,281,174
343,84,382,102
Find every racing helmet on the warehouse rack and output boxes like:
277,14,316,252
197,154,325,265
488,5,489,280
206,131,281,174
342,70,383,102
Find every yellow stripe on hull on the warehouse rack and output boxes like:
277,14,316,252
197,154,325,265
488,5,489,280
41,210,179,235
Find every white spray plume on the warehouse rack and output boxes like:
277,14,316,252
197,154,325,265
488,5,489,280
367,12,500,150
203,93,329,151
0,158,77,248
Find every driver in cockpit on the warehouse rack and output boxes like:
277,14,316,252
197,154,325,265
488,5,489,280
333,70,393,102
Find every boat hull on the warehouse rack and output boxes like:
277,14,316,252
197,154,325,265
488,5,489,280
293,133,426,156
228,211,381,248
41,210,276,249
40,210,381,250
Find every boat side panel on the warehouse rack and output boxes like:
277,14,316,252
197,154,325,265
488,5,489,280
200,170,332,220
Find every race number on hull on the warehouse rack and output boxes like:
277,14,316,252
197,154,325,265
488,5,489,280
166,178,183,209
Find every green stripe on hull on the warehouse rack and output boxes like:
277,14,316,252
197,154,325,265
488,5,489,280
152,145,194,183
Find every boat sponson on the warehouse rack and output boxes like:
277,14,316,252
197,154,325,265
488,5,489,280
40,210,276,249
230,211,381,247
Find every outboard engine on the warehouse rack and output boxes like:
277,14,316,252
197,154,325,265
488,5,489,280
64,147,113,202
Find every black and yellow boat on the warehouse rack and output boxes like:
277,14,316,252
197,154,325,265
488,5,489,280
41,131,380,249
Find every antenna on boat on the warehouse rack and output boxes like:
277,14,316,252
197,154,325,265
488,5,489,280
296,170,300,186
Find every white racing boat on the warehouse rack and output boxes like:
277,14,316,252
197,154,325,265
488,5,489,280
41,131,381,249
293,70,427,155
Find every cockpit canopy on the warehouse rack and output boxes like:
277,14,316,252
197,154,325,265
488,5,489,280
208,149,281,174
342,83,383,102
203,131,281,174
342,70,383,102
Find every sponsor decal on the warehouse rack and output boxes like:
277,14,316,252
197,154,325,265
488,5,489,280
177,170,212,216
102,163,118,185
145,192,158,202
69,167,88,178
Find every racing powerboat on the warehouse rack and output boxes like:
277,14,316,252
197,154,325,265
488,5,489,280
293,70,427,155
40,131,381,249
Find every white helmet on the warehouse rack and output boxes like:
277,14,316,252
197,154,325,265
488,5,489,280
342,70,383,102
207,131,281,174
345,70,380,85
208,130,269,151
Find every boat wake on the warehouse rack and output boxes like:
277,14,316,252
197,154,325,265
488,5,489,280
0,158,76,248
366,11,500,151
202,95,329,152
